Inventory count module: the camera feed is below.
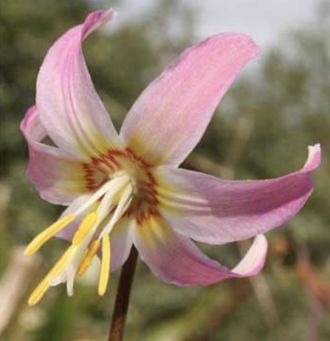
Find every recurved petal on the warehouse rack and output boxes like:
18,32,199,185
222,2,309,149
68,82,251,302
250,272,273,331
120,33,259,166
36,9,121,159
20,106,87,205
156,145,321,244
133,217,267,286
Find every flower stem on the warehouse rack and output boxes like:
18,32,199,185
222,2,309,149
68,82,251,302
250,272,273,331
108,246,138,341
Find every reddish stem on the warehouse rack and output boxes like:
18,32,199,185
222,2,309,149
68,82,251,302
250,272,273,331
108,246,138,341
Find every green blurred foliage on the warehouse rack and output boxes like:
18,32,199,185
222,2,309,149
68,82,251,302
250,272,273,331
0,0,329,340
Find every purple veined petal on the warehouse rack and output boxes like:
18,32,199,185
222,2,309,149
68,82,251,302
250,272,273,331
20,106,88,205
36,9,122,159
155,144,321,244
133,217,267,286
120,33,260,167
109,217,134,272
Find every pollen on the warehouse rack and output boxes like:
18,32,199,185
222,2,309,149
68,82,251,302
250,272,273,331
77,240,100,276
98,234,111,296
72,211,98,246
28,246,76,306
24,214,75,256
28,277,50,306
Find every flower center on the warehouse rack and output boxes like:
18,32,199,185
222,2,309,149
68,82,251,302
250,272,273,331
82,148,159,224
25,148,159,305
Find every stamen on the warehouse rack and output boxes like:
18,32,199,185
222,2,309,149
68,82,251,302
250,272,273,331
75,173,129,216
72,212,98,246
99,184,133,239
24,214,75,256
27,171,134,304
51,246,77,277
28,246,76,305
97,181,123,220
28,277,50,306
98,234,111,296
77,240,100,276
50,223,98,296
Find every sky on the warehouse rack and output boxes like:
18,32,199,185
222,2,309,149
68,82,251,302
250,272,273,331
114,0,318,47
185,0,317,46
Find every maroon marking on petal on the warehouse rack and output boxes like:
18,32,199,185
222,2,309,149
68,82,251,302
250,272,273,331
136,207,160,225
126,147,152,169
82,147,161,223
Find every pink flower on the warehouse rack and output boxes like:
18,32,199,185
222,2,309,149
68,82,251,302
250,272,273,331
21,9,321,305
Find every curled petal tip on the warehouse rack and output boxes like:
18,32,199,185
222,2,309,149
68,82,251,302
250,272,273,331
36,7,121,159
305,143,321,171
232,234,268,277
20,105,36,134
108,8,118,18
213,32,261,57
308,143,321,153
100,8,118,21
239,32,261,49
82,8,117,38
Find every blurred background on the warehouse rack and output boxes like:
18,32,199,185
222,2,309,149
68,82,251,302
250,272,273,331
0,0,329,340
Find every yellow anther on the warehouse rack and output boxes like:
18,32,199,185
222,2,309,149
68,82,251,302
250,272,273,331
49,245,76,277
72,212,98,246
98,234,111,296
77,240,100,276
28,246,76,306
28,277,50,306
25,214,75,256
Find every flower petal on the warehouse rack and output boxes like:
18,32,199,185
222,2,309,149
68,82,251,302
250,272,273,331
133,217,267,286
155,145,321,244
120,33,260,166
109,218,134,272
36,9,121,158
20,106,87,205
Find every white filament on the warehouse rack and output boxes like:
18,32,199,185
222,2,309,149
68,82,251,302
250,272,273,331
99,184,133,239
74,172,129,217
